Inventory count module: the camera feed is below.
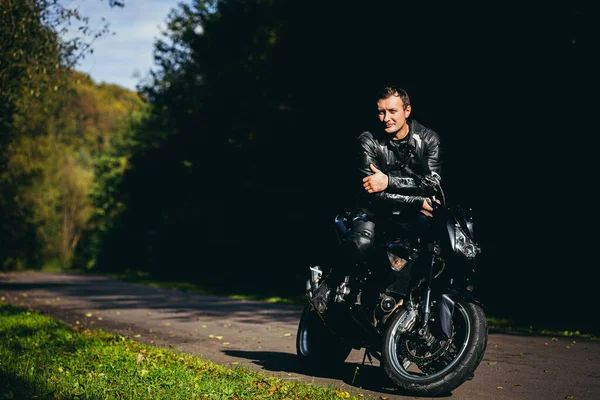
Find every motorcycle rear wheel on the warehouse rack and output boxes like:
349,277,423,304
296,303,352,369
381,301,488,396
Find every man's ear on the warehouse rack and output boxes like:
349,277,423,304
404,105,412,118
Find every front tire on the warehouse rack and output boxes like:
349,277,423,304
296,303,352,369
381,301,488,396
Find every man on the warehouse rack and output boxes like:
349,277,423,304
311,86,443,313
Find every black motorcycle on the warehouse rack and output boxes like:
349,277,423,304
296,177,488,396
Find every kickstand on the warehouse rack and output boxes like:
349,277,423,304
361,348,374,366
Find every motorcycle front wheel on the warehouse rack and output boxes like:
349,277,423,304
296,303,352,369
381,301,488,396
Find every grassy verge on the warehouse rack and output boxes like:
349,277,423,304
0,301,367,400
484,316,597,340
105,269,599,341
103,269,308,305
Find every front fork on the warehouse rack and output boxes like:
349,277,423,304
416,244,455,340
417,248,437,336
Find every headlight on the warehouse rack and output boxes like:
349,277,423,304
455,223,481,259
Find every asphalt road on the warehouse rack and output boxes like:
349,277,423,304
1,271,598,400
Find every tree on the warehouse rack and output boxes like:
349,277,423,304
0,0,125,269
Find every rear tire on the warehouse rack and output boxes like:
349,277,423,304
381,301,488,396
296,303,352,369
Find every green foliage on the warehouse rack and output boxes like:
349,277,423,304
77,92,149,270
1,0,66,269
1,68,146,270
0,0,123,134
0,1,142,271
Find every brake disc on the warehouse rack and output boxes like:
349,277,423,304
397,332,453,373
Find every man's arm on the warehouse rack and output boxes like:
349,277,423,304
362,163,436,216
362,163,423,195
356,134,428,212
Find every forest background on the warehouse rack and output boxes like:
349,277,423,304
1,1,595,335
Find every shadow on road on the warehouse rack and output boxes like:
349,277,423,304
0,275,303,325
222,349,452,398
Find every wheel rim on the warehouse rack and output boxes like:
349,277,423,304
387,303,471,381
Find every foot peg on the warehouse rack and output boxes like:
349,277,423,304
334,276,351,303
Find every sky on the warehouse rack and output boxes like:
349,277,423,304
63,0,190,92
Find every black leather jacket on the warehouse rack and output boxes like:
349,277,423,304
354,119,443,217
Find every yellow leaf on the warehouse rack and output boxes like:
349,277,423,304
85,313,92,318
216,335,223,340
223,342,230,345
283,333,291,337
209,334,215,338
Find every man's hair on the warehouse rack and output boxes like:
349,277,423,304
376,86,411,110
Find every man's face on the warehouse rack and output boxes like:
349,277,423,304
377,95,412,136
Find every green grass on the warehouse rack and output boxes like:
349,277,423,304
0,301,368,400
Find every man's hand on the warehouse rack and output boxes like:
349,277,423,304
420,197,441,217
419,174,440,197
363,163,388,193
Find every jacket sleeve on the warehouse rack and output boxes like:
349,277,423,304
424,131,443,179
356,134,425,209
387,130,443,192
386,175,424,195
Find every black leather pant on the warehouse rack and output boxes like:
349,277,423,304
332,211,432,295
333,216,376,280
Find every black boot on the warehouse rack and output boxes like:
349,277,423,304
310,266,349,313
311,281,331,313
311,237,363,313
